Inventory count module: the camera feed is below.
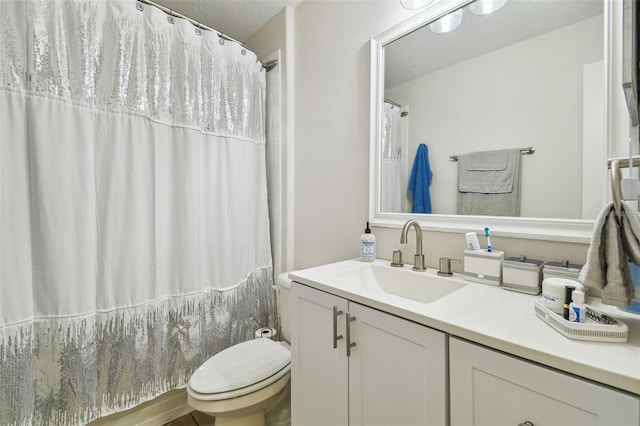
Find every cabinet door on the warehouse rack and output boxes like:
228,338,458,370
291,283,349,426
348,302,447,426
450,337,640,426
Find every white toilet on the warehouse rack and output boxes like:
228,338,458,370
186,273,292,426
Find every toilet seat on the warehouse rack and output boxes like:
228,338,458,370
188,339,291,401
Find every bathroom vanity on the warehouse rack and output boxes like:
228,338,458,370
289,259,640,425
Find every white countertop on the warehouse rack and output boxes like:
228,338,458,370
289,258,640,396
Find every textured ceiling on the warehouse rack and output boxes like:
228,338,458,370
152,0,301,43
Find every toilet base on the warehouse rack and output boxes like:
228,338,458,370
214,412,265,426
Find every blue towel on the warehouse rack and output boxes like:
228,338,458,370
408,144,433,213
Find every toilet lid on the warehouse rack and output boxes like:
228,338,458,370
189,339,291,394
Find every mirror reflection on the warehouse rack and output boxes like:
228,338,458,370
381,0,604,219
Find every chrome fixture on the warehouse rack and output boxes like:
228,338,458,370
400,220,426,271
391,249,404,267
332,306,343,349
437,257,461,277
346,312,357,357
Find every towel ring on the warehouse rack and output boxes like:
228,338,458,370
607,155,640,218
607,156,640,266
610,159,623,218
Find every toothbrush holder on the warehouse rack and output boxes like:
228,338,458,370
464,249,504,286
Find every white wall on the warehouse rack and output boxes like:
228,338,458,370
386,16,603,219
293,1,417,268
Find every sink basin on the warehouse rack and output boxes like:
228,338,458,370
331,263,467,304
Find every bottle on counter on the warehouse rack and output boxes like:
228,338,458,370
569,290,586,323
360,221,376,262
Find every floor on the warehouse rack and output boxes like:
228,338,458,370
163,411,216,426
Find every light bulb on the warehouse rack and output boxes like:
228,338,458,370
469,0,507,15
400,0,436,10
429,9,463,33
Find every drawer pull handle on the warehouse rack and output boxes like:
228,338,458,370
332,306,343,348
518,422,534,426
346,312,357,356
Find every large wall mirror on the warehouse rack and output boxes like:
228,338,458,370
370,0,629,242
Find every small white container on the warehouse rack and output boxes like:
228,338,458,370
569,290,586,323
542,277,585,315
542,260,582,282
502,255,543,295
465,232,482,251
464,249,504,286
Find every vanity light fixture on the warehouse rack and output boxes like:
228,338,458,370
429,9,463,33
469,0,507,15
400,0,436,10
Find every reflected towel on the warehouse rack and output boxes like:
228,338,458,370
457,148,520,216
579,201,637,306
408,144,433,214
458,149,517,193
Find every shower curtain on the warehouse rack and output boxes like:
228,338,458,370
381,102,403,212
0,1,274,424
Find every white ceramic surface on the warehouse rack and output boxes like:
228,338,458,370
186,274,293,423
327,262,466,303
189,339,290,394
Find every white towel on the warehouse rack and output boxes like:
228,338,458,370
579,201,638,306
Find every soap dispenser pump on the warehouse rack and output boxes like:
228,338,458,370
360,221,376,262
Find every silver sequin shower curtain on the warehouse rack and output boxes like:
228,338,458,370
0,1,274,424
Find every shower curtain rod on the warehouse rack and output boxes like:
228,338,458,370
137,0,278,71
384,99,408,116
449,146,535,161
384,99,401,108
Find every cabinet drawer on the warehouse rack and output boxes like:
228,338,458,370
450,337,640,426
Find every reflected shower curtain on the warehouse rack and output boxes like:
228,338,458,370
381,102,403,212
0,1,274,424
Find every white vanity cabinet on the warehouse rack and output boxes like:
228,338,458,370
291,282,447,426
291,282,348,425
449,337,640,426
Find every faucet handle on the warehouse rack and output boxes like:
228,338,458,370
391,250,404,267
438,257,461,277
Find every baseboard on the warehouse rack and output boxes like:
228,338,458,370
88,389,192,426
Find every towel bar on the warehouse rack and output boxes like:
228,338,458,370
607,155,640,266
450,146,535,162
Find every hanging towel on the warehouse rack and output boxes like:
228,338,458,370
457,148,520,216
408,144,433,214
579,201,638,307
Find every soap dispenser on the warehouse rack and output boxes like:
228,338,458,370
360,221,376,262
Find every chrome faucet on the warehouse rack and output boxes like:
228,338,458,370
400,220,426,271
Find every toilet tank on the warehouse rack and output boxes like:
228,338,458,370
276,272,292,343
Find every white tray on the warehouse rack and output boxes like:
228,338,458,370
534,301,628,343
